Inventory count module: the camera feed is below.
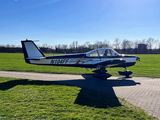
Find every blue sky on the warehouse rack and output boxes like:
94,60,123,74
0,0,160,46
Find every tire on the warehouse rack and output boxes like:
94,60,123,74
102,77,107,80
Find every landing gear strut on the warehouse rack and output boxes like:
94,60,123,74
92,67,112,80
118,67,133,78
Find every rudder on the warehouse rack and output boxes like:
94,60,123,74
21,40,45,63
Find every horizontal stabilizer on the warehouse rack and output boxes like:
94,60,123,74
25,57,46,60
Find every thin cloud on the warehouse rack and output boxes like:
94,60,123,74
36,0,60,7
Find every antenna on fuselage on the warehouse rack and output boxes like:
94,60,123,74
63,50,67,55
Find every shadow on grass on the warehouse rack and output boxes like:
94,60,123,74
0,75,140,108
74,88,121,108
0,79,57,91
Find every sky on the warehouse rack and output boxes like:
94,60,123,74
0,0,160,46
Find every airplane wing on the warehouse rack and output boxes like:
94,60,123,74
95,59,126,67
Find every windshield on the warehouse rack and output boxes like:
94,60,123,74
112,49,119,56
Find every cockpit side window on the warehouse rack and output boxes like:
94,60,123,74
98,49,112,56
88,51,99,57
87,49,119,57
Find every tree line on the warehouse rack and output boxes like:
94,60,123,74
0,37,160,54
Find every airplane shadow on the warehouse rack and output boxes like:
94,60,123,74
0,75,140,108
56,74,140,108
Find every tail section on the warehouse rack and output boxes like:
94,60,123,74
21,40,45,63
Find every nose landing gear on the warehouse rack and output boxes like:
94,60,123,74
118,67,133,78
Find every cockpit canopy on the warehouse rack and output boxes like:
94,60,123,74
86,48,119,57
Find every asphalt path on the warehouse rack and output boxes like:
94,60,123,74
0,71,160,119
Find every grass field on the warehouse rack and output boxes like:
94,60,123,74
0,77,155,119
0,53,158,119
0,53,160,77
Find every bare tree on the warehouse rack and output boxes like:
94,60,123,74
134,40,139,49
121,39,127,50
103,39,110,48
69,41,77,49
147,37,155,50
154,39,159,49
84,41,90,48
62,44,68,50
114,38,121,49
121,39,133,53
75,41,78,49
94,41,102,49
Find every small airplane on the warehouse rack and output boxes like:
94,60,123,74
21,39,140,80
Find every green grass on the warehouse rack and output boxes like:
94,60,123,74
0,53,91,74
109,54,160,78
0,77,155,119
0,53,160,77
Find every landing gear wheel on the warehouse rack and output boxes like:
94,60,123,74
93,73,112,80
118,67,133,78
100,67,106,74
125,74,130,78
102,77,107,80
92,66,107,74
92,66,112,80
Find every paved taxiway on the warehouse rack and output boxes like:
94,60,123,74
0,71,160,119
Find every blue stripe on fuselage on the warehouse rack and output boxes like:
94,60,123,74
46,54,136,59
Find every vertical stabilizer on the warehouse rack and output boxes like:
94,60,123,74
21,40,45,63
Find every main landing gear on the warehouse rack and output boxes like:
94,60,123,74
92,67,112,80
92,66,133,80
118,67,133,78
